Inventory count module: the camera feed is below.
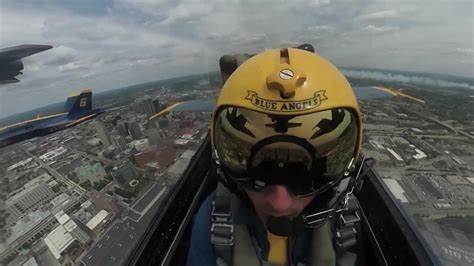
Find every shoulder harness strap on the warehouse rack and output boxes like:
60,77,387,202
211,182,235,265
333,193,360,256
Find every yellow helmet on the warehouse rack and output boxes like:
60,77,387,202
212,48,362,196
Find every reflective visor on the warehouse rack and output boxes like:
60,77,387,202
214,106,358,196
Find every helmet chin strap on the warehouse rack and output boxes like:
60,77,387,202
264,187,337,236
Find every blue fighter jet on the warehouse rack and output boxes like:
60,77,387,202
0,89,104,148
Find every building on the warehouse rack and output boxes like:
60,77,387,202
0,211,57,264
112,162,138,186
111,135,127,151
6,182,56,223
146,128,162,147
173,139,191,148
116,121,129,137
7,255,39,266
153,97,162,113
39,147,68,162
0,195,88,264
85,210,110,235
44,224,75,261
133,139,149,152
155,144,177,169
144,96,156,118
87,138,101,146
133,150,157,168
95,118,112,147
55,211,91,245
44,212,91,262
127,119,142,140
6,158,33,173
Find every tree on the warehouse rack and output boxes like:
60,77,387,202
79,180,92,190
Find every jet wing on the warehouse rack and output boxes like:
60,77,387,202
0,44,53,84
0,44,53,60
353,86,425,103
149,99,215,120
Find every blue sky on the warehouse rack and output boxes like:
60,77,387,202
0,0,473,118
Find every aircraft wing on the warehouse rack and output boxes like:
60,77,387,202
0,44,53,84
353,86,425,103
0,44,53,60
149,99,215,120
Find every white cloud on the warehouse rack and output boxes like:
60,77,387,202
307,25,335,34
41,46,78,66
160,3,213,25
455,48,474,54
354,10,398,21
342,69,474,90
361,25,400,34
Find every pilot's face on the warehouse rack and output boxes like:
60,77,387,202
246,185,315,224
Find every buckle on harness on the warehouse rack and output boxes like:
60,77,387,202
211,197,232,223
211,223,234,246
211,197,234,246
303,208,335,225
340,211,360,226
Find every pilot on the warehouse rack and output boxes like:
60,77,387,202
187,47,365,266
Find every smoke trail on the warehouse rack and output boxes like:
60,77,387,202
341,69,474,90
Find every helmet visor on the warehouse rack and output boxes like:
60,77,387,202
214,106,358,196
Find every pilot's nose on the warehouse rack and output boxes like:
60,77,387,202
264,185,293,214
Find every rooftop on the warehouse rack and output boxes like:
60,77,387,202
86,210,109,230
51,193,70,207
63,219,78,232
6,174,52,203
7,210,51,245
44,225,75,260
55,211,71,225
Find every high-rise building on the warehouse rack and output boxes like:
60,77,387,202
95,118,112,147
144,96,156,118
6,182,56,223
153,97,162,113
146,128,162,147
116,121,129,137
112,135,127,151
127,119,142,140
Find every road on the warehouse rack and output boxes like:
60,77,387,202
23,147,86,194
401,107,474,140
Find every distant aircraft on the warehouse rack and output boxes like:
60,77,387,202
0,89,104,148
0,44,53,84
